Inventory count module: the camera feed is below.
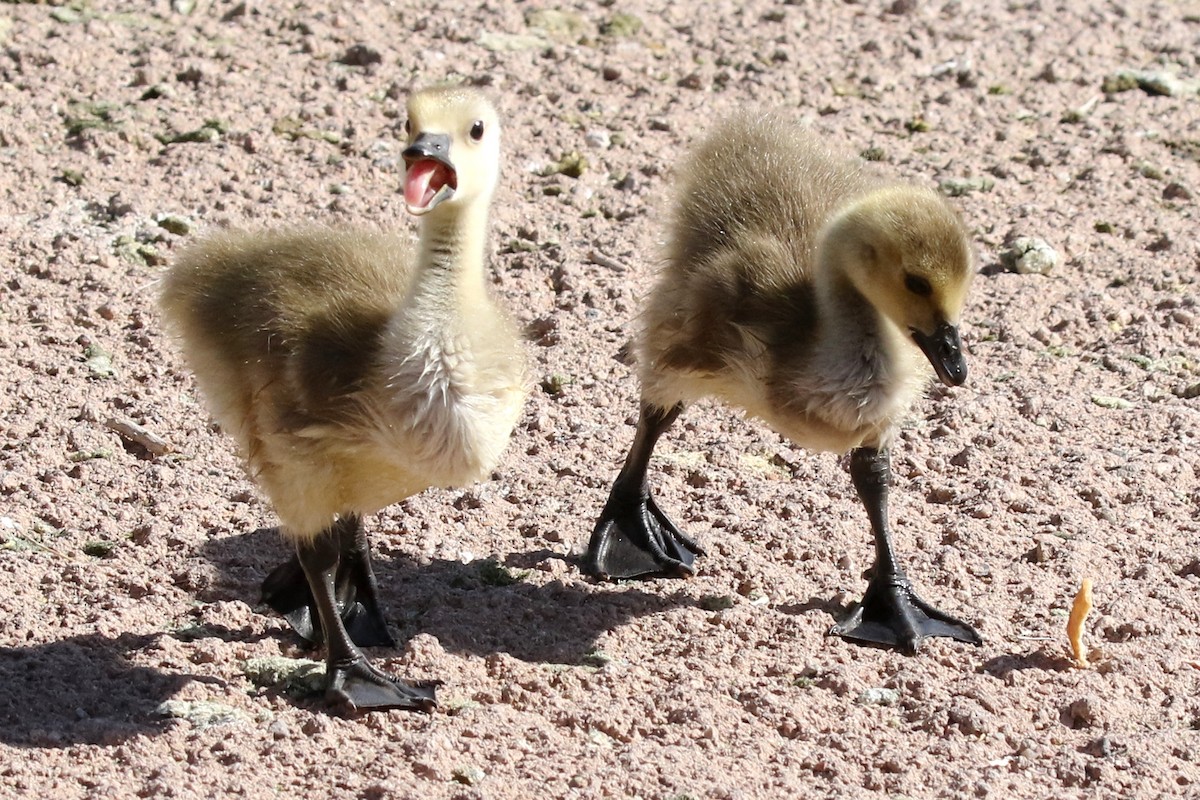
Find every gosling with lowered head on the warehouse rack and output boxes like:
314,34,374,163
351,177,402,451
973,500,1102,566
586,112,981,654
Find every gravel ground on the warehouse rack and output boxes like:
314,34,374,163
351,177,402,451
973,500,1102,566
1,1,1198,798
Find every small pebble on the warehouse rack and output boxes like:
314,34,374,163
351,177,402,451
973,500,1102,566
858,687,900,706
267,718,291,739
1000,236,1059,276
1063,697,1099,728
584,129,611,149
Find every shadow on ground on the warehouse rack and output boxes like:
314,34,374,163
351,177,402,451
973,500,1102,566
198,525,699,667
0,633,194,747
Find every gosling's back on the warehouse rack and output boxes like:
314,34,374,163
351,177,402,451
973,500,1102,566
642,114,883,390
161,228,416,435
666,114,876,276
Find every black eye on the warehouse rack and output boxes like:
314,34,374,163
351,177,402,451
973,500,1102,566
904,274,933,296
469,120,485,141
404,119,411,135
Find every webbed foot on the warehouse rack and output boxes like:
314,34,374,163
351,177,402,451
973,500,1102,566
830,572,982,655
327,658,438,713
585,489,705,580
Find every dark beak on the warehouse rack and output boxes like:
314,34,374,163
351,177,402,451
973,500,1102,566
402,132,452,169
911,321,968,387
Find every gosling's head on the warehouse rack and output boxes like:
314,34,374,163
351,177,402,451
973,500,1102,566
819,186,974,386
402,86,501,216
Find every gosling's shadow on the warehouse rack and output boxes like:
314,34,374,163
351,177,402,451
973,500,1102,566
982,648,1073,677
0,633,201,747
199,527,699,665
777,595,853,618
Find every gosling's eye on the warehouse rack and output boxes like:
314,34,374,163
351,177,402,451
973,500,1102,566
904,274,933,297
403,119,411,135
469,120,485,141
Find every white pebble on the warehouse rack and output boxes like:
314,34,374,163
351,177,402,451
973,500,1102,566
584,128,612,149
1002,236,1060,276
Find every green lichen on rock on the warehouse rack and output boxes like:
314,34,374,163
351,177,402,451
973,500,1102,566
64,101,122,137
243,656,327,697
543,151,588,178
112,234,165,266
939,176,995,197
83,342,116,378
525,8,588,41
157,119,227,145
699,594,735,612
155,213,193,235
600,12,642,37
271,116,340,144
155,700,248,730
1102,69,1196,97
478,558,529,587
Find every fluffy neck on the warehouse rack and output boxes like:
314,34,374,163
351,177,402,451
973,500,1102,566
406,200,492,317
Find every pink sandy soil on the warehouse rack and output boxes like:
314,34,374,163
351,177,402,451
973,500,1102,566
1,1,1198,798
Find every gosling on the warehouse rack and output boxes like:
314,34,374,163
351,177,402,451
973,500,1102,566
585,112,982,654
160,86,527,710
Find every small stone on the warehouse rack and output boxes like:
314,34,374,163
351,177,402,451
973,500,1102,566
939,176,995,197
1145,232,1172,252
337,44,383,67
1163,182,1192,201
1091,395,1133,410
1000,236,1059,276
525,9,587,40
1103,68,1198,97
267,718,290,739
948,706,989,735
584,129,611,149
59,168,85,187
479,31,547,52
1176,382,1200,399
858,687,900,706
83,343,116,379
51,6,83,23
599,12,642,37
155,213,192,235
452,766,486,786
543,151,587,178
242,656,327,697
699,594,735,612
155,700,247,730
1062,697,1099,728
1025,539,1050,563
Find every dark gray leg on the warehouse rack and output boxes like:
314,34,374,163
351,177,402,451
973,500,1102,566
295,531,436,712
585,402,705,580
261,515,394,648
830,447,982,654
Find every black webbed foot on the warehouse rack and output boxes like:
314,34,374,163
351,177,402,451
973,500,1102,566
327,657,438,713
585,402,703,580
586,489,705,580
830,572,982,655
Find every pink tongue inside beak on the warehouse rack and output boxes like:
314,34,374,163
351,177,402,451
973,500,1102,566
404,159,452,210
